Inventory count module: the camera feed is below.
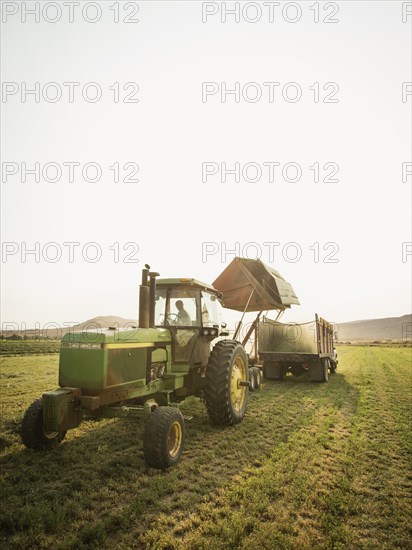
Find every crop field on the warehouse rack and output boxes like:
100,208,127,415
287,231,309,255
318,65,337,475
0,340,60,356
0,346,411,549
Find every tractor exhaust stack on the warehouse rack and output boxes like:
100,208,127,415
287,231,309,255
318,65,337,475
149,271,160,328
139,265,150,328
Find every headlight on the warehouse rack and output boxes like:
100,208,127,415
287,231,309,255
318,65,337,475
203,328,218,337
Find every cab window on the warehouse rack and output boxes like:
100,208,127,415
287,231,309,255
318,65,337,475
201,291,220,327
154,288,167,326
168,289,201,327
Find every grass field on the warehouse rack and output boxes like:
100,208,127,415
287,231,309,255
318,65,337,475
0,346,411,549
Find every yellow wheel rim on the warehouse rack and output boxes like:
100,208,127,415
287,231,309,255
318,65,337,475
230,355,247,412
167,421,183,458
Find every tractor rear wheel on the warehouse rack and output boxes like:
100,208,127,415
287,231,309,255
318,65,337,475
21,398,66,449
205,340,249,425
143,406,185,469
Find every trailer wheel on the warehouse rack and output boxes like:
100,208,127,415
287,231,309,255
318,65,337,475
323,359,330,381
205,340,249,425
309,359,329,382
263,361,285,380
252,367,262,389
249,369,256,391
21,399,66,449
143,406,185,469
265,361,288,380
248,367,261,391
263,360,277,379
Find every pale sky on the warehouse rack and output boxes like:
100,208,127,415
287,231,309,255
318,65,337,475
1,0,411,331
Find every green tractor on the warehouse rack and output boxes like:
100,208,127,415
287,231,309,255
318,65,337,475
21,265,251,469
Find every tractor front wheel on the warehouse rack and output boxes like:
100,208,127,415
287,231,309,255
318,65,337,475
205,340,249,425
143,406,185,469
21,398,66,449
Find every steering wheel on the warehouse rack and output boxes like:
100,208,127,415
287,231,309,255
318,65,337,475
165,313,179,325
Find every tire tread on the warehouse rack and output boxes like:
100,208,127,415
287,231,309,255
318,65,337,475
143,406,185,469
205,340,248,426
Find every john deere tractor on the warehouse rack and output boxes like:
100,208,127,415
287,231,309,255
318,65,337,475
21,265,250,469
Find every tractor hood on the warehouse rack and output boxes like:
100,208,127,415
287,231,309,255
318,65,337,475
61,327,171,345
213,257,300,312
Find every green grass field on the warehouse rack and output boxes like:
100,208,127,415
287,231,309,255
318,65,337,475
0,346,411,549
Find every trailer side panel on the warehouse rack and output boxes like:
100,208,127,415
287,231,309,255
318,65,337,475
259,318,318,355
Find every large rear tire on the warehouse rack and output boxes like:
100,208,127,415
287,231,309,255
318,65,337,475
205,341,249,425
21,398,66,449
143,406,185,469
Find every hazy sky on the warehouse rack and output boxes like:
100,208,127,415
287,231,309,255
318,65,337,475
1,0,411,331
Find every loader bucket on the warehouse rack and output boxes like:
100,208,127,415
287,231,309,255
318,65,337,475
213,257,300,312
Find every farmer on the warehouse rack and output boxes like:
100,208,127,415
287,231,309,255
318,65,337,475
175,300,191,325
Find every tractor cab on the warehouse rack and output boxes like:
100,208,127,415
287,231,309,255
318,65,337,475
154,278,225,366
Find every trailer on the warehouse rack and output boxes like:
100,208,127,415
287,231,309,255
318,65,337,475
213,258,337,383
259,314,337,382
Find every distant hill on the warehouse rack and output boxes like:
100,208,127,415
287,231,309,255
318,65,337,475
336,314,411,342
70,316,137,331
